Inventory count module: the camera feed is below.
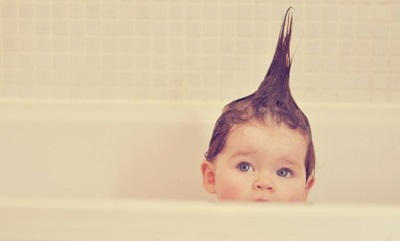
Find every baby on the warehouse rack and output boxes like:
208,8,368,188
201,9,315,202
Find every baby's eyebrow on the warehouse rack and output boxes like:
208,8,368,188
229,150,253,159
279,158,302,167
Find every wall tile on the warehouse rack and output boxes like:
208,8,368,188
0,0,399,104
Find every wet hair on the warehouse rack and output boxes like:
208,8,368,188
204,8,315,179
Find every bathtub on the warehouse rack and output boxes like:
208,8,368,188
0,198,399,241
1,100,400,240
1,100,400,202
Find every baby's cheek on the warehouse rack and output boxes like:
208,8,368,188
216,178,245,200
281,185,308,202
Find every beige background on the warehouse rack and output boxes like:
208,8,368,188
1,0,399,103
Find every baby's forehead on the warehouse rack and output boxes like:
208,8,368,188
227,120,308,143
222,120,308,161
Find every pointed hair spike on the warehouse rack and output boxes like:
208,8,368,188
205,8,315,179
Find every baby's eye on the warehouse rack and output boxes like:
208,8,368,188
277,168,293,177
237,162,254,172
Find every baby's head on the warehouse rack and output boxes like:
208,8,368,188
201,9,315,202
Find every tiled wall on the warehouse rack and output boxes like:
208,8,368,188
0,0,399,103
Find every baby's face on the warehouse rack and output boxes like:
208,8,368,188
202,121,314,202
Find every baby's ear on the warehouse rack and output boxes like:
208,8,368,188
303,175,315,199
201,160,216,194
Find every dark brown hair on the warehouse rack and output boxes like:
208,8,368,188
204,8,315,179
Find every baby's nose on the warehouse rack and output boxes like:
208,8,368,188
253,176,274,191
